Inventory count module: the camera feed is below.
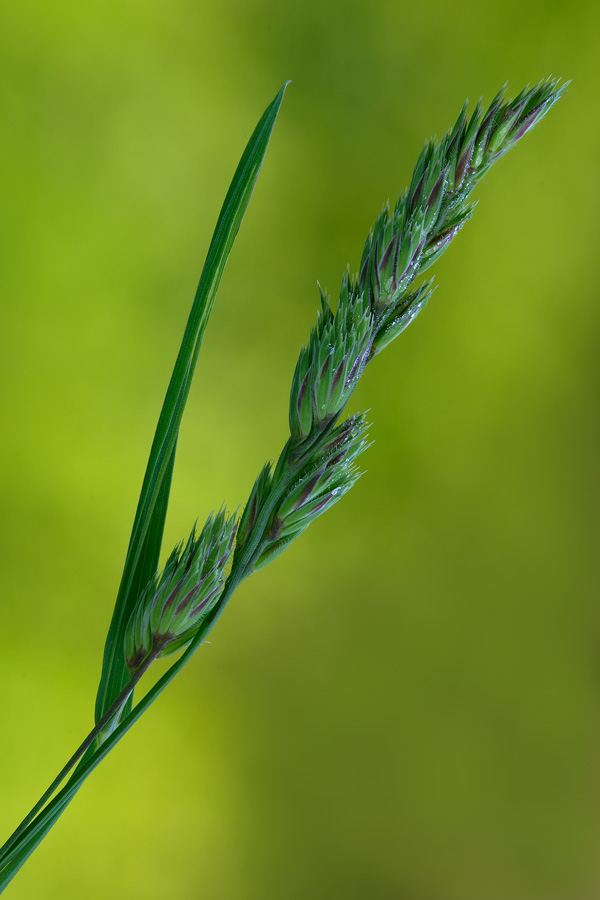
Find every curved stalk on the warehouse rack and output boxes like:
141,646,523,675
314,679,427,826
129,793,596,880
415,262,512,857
0,640,167,871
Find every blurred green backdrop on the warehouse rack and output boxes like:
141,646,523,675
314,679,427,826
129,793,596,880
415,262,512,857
1,1,599,898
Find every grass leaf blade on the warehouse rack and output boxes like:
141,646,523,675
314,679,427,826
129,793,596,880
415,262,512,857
94,82,289,726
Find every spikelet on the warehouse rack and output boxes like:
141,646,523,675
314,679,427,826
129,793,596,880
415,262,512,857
124,509,237,670
289,278,373,441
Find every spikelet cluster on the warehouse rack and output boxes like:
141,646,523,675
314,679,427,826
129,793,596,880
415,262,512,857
124,509,237,670
236,414,369,572
356,78,567,356
289,277,373,441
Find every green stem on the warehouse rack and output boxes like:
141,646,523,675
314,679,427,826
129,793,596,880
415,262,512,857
0,602,233,892
0,640,166,872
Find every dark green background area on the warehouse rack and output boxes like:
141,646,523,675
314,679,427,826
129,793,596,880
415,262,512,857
1,1,598,897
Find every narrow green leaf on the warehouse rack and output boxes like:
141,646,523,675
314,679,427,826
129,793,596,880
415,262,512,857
94,82,289,727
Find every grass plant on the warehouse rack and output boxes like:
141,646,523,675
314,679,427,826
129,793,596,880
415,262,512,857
0,77,566,892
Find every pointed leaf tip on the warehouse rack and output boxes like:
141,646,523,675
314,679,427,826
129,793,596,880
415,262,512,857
94,83,289,729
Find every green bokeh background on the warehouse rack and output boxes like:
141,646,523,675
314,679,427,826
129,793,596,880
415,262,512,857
1,1,598,898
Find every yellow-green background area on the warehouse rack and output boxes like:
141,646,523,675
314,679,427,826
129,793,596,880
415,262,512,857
0,2,598,898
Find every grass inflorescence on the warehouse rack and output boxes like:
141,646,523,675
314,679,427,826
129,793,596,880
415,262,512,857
0,76,567,892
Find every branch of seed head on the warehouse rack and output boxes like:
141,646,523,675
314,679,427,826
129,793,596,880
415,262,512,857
235,412,371,572
230,273,378,578
123,508,238,671
357,77,568,357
